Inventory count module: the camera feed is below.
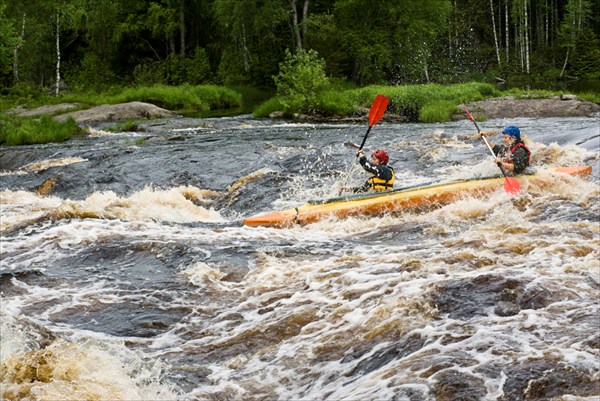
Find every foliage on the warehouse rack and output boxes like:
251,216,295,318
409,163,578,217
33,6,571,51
5,84,243,115
419,101,460,123
0,113,82,146
345,82,501,122
2,0,600,90
576,92,600,104
273,49,330,113
0,2,16,86
253,98,285,118
257,82,502,122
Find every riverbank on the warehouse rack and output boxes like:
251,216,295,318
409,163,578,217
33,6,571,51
7,95,599,125
2,82,599,146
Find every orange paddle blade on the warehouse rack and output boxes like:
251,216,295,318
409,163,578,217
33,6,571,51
504,177,522,194
368,94,389,126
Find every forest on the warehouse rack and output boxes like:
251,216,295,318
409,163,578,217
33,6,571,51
0,0,599,95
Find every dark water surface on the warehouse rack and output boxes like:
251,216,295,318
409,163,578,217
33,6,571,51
1,114,599,400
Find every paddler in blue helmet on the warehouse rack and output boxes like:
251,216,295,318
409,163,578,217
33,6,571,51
351,149,395,192
479,125,531,175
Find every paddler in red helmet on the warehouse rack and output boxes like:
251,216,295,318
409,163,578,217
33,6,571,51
349,149,395,193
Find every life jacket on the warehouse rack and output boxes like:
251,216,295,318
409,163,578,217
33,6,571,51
510,142,531,166
368,166,395,192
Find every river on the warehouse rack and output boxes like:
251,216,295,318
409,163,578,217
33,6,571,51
1,114,599,400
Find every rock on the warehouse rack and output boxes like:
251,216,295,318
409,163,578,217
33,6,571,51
53,101,177,124
35,176,59,196
8,103,83,117
460,96,599,119
269,111,285,119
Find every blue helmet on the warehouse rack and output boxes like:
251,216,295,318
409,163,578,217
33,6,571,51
502,125,521,141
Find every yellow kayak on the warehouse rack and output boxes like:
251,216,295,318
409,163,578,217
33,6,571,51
243,166,592,227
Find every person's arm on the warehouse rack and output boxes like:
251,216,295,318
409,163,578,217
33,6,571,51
358,155,379,175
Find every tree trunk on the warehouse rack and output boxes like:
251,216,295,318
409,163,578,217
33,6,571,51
289,0,302,49
490,0,501,67
505,0,509,63
545,0,549,45
13,12,26,85
302,0,309,47
241,23,250,72
524,0,529,74
169,33,176,57
55,11,61,96
179,0,185,57
560,46,570,78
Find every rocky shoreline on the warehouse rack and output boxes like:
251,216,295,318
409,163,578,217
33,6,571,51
7,95,599,125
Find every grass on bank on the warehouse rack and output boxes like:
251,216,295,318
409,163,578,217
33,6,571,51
1,81,598,146
0,113,83,146
254,82,600,122
0,84,246,116
253,82,502,122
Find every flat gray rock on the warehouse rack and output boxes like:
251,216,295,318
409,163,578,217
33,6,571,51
53,101,177,123
462,96,599,119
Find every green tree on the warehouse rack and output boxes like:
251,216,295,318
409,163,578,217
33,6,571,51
273,48,329,112
558,0,593,77
0,2,16,88
331,0,451,85
213,0,288,86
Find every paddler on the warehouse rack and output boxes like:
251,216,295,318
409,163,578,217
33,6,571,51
345,149,395,193
479,125,531,175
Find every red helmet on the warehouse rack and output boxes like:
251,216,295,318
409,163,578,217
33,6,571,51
371,149,389,165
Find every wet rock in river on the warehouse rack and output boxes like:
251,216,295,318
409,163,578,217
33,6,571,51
35,176,59,196
343,333,426,377
431,275,559,319
432,369,487,401
499,360,599,401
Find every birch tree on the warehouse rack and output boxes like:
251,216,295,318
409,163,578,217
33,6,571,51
505,0,509,63
52,0,85,95
13,12,25,85
489,0,501,67
523,0,529,73
512,0,529,73
288,0,312,50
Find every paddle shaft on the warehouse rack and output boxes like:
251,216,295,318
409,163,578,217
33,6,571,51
357,125,373,151
463,107,511,178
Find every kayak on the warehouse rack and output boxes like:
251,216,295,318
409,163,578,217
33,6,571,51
242,166,592,227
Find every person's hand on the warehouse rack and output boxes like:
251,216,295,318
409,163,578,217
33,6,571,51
356,150,364,158
494,157,502,165
478,131,485,137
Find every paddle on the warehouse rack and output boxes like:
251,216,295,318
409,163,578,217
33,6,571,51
358,94,390,151
463,105,521,194
339,94,389,195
